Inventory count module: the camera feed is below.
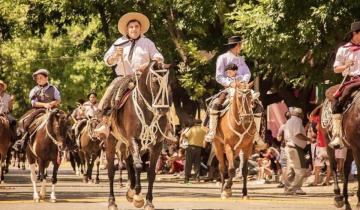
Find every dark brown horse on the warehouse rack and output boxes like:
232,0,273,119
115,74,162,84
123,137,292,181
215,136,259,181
0,114,12,184
78,117,102,183
213,84,256,199
106,61,171,210
319,97,360,210
26,109,71,203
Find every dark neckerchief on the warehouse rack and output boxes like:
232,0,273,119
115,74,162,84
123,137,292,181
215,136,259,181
344,41,360,52
126,35,141,62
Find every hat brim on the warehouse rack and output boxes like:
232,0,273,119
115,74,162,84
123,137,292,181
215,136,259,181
0,81,7,90
224,40,243,46
118,12,150,36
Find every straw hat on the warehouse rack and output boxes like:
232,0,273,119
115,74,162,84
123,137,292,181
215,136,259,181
0,80,7,90
32,69,50,80
118,12,150,36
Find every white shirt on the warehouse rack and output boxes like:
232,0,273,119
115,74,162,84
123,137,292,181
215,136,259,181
0,92,11,114
334,42,360,76
284,116,306,149
216,51,251,87
104,36,164,76
83,101,98,118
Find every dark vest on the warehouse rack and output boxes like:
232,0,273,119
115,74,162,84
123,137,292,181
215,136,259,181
34,85,56,103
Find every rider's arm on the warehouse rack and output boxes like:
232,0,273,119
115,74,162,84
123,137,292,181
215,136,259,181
295,133,311,142
216,56,234,87
8,95,14,112
235,58,251,83
104,38,123,67
333,46,354,74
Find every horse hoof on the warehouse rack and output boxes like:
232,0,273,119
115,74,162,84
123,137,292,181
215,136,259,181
126,189,135,203
95,179,100,184
39,194,46,200
34,198,40,203
221,189,232,199
243,195,250,200
22,165,26,170
50,198,56,203
108,204,118,210
133,195,145,208
334,199,345,208
144,202,155,210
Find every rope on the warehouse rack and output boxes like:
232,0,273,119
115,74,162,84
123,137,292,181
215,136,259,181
130,63,176,150
225,88,256,150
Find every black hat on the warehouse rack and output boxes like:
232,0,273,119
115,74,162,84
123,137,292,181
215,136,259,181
224,36,243,45
87,89,97,98
351,21,360,32
32,69,49,80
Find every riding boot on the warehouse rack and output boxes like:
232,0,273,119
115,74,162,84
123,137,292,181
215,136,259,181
94,116,110,139
329,114,344,149
204,108,219,143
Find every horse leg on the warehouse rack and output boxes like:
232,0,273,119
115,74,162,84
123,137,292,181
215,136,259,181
328,147,344,208
144,143,162,210
242,152,250,199
125,155,136,203
29,163,40,202
214,143,226,198
21,153,26,170
39,160,47,200
223,145,235,198
50,160,60,203
343,149,353,210
352,149,360,210
95,152,101,184
0,156,4,184
5,150,11,173
105,137,117,210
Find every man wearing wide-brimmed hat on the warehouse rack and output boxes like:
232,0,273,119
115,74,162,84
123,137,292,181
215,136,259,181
329,21,360,149
204,36,263,144
13,69,61,152
0,80,17,140
95,12,164,138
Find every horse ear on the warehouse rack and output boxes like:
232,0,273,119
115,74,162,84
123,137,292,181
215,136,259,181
247,81,254,89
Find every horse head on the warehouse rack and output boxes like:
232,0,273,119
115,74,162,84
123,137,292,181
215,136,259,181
234,82,254,115
47,109,71,151
88,117,101,141
138,60,171,115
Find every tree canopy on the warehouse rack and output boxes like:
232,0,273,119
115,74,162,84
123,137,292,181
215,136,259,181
1,0,360,119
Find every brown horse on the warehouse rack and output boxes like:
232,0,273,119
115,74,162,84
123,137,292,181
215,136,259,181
318,97,360,210
213,85,257,199
78,117,102,183
106,61,171,210
26,108,71,203
0,114,12,183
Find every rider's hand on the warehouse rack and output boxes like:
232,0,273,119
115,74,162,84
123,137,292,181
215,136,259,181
345,60,355,68
44,103,52,109
114,46,123,57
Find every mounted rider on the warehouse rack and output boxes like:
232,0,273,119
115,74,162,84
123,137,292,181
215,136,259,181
12,69,61,152
94,12,164,138
329,21,360,149
205,36,262,144
72,90,98,144
0,80,16,140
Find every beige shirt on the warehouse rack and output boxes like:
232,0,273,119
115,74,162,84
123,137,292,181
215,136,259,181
83,101,98,118
284,116,306,149
0,92,11,114
184,125,206,147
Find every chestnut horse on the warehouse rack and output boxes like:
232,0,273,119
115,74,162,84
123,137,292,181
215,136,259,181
26,109,71,202
106,61,171,210
213,85,257,199
0,114,12,183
